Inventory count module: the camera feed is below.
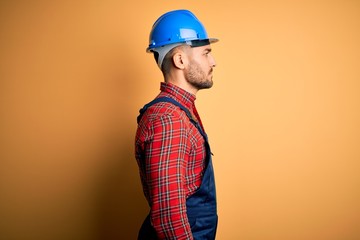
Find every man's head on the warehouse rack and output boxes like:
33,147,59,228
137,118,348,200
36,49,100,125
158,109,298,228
147,10,218,90
160,43,216,91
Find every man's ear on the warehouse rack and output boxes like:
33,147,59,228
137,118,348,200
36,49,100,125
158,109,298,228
172,50,189,70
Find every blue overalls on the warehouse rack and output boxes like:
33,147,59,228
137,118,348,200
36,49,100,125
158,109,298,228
137,97,218,240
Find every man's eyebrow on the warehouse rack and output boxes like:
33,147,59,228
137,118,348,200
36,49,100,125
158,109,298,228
204,48,212,53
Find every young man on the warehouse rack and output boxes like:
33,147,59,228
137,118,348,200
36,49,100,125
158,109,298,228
135,10,219,239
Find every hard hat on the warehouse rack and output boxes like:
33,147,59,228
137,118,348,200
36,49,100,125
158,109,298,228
146,10,218,68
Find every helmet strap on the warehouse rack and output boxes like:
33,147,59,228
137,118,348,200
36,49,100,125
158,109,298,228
152,39,212,70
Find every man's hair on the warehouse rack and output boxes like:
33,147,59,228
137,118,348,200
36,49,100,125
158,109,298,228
154,45,190,77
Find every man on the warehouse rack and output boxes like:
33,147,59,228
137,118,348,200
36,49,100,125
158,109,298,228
135,9,219,239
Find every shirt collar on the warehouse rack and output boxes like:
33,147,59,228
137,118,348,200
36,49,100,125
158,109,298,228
160,82,196,109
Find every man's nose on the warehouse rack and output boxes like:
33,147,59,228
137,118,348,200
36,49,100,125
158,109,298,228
210,54,216,67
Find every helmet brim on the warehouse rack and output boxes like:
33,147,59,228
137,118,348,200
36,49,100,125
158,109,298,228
147,38,219,53
209,38,219,44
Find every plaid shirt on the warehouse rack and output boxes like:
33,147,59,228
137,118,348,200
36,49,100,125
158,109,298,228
135,82,207,239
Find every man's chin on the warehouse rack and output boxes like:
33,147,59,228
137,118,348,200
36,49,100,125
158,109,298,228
201,80,213,90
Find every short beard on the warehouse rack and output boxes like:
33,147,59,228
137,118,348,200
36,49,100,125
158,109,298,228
185,60,213,90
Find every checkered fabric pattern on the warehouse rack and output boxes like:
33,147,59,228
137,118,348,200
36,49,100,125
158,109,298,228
135,82,207,239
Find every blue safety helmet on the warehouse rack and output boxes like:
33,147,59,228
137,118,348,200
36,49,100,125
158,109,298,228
146,9,218,52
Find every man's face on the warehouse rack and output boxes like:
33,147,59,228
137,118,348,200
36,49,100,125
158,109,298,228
184,45,216,90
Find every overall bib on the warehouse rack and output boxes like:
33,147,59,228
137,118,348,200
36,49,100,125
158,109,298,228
137,97,218,240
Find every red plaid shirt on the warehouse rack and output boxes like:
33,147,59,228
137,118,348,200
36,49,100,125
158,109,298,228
135,82,207,239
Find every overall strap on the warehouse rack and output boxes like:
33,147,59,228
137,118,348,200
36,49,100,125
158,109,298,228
137,96,204,134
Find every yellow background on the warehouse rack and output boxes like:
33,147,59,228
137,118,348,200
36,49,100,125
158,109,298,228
1,1,359,239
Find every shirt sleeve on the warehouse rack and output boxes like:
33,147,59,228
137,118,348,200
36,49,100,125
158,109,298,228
145,113,193,240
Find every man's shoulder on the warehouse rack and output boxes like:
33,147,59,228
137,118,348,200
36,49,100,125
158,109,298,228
144,100,185,121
